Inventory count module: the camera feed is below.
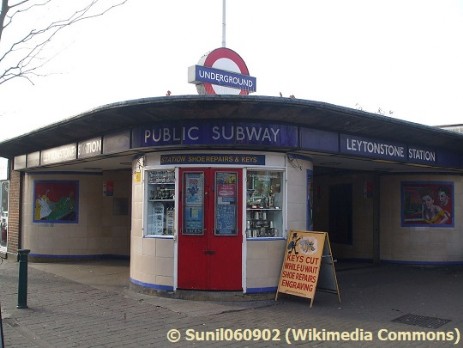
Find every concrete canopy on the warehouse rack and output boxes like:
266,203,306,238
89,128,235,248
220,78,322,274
0,95,462,173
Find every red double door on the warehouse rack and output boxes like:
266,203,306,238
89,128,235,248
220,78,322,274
178,168,243,290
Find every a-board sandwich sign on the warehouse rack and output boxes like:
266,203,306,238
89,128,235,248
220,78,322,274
275,230,341,307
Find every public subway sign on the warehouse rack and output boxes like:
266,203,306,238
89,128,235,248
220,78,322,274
188,47,256,95
132,122,298,148
340,134,437,165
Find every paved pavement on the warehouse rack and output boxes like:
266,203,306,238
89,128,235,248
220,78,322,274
1,257,463,347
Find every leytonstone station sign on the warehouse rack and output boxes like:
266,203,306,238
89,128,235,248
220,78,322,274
188,47,256,95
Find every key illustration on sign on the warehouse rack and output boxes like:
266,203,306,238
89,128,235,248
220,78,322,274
299,237,316,254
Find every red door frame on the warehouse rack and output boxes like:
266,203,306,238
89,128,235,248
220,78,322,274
178,168,243,290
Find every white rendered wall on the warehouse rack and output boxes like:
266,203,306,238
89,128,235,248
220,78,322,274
22,171,131,259
381,174,463,263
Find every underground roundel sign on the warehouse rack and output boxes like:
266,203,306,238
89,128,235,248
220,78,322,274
188,47,257,95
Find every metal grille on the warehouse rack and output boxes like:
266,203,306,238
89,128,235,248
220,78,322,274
392,313,451,329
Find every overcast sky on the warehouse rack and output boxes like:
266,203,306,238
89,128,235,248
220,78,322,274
1,0,462,144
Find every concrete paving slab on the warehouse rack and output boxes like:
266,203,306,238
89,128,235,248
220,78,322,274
1,257,463,347
30,260,130,293
29,260,275,317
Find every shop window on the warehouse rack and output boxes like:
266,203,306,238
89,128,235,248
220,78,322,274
246,170,283,238
145,170,175,236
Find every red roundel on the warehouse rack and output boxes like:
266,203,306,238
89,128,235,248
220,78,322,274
197,47,251,95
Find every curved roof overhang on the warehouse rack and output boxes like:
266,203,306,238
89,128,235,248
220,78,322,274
1,95,462,173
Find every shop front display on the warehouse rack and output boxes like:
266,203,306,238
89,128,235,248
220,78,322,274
133,150,308,293
246,170,283,238
145,170,175,236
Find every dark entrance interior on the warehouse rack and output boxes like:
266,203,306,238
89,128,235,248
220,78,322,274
328,183,353,244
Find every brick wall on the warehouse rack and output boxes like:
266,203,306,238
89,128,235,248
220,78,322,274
7,169,21,255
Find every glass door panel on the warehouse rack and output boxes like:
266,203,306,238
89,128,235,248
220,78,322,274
183,172,205,235
215,172,238,236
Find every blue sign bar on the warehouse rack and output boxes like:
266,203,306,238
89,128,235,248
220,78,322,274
340,134,407,162
407,146,437,165
160,154,265,165
300,127,339,153
188,65,256,92
435,151,462,168
133,124,463,170
133,121,298,149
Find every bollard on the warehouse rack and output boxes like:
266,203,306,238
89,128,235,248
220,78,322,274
17,249,31,309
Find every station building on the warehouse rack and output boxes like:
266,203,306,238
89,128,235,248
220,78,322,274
0,94,463,295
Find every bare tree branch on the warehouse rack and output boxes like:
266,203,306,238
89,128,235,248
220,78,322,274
0,0,128,85
0,0,9,42
4,1,52,31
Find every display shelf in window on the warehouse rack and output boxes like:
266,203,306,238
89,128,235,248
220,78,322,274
146,170,176,236
148,184,175,201
246,170,283,238
246,208,282,238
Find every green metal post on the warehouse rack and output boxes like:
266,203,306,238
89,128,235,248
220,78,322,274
17,249,31,309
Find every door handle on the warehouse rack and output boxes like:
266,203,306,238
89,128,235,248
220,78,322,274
204,250,216,255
